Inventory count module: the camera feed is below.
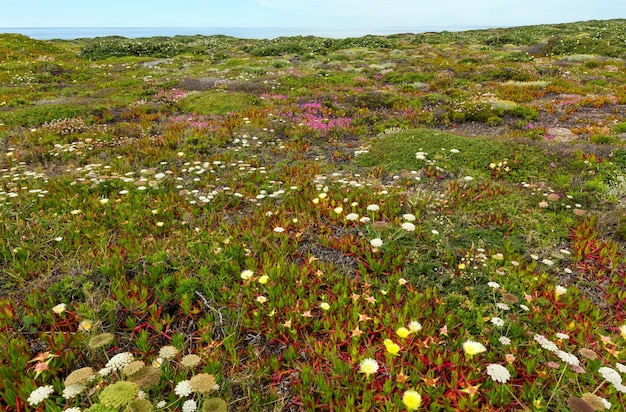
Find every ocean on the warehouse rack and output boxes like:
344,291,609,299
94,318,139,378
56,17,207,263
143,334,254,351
0,26,489,40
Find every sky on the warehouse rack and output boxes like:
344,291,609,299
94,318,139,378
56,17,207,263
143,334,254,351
1,0,624,29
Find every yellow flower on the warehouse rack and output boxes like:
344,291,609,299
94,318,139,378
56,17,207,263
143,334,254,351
384,339,401,356
358,358,379,376
396,327,411,339
402,390,422,410
462,340,486,357
79,320,93,331
258,275,269,285
619,324,626,339
320,302,330,311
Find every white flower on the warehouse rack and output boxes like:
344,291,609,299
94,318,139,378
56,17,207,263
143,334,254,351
62,384,84,399
542,259,554,266
366,204,380,212
496,303,510,311
619,324,626,338
463,176,474,181
486,364,511,383
159,345,179,359
449,148,460,154
556,350,579,366
256,295,267,304
359,217,371,223
615,363,626,374
555,333,569,340
359,358,379,375
64,408,81,412
98,367,112,377
99,198,109,204
156,401,167,408
487,282,501,289
490,317,504,327
519,304,529,311
182,399,197,412
273,226,285,233
346,213,359,221
499,336,511,346
431,229,439,235
403,213,416,221
555,285,567,297
52,303,67,314
240,269,254,280
106,352,134,371
598,367,622,385
320,302,330,311
333,207,343,214
534,334,558,352
370,238,384,248
175,380,193,397
401,222,416,232
27,385,54,406
408,321,422,333
462,340,487,356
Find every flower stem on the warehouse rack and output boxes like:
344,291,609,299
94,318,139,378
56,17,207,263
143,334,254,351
546,365,567,408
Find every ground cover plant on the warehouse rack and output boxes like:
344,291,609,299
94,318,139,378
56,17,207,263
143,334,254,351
1,19,626,411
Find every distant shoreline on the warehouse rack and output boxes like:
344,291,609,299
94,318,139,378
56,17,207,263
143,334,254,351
0,26,492,40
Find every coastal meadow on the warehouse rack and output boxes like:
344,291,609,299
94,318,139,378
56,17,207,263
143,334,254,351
1,19,626,411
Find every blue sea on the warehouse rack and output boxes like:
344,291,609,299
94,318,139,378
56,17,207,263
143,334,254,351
0,26,490,40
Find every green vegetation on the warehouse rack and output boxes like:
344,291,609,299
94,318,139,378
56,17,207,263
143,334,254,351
1,19,626,412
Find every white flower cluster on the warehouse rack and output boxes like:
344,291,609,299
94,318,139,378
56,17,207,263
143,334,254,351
182,399,197,412
533,334,559,352
598,366,622,385
175,380,193,397
486,364,511,383
159,345,179,360
106,351,134,371
533,334,580,366
27,385,55,406
401,222,416,232
487,282,500,289
346,212,359,221
370,238,383,248
62,383,84,399
555,350,580,366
